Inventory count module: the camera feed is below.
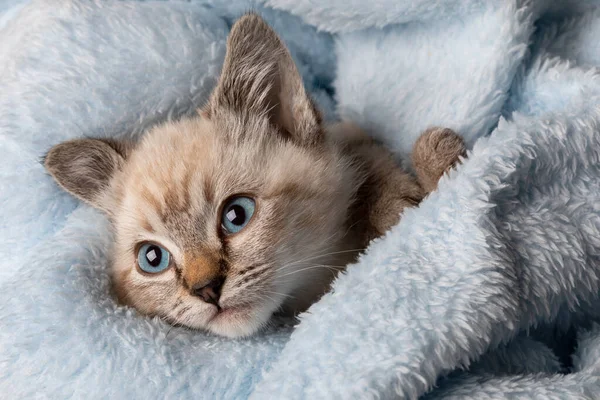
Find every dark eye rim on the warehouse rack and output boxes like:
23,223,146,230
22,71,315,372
134,241,175,276
218,193,258,237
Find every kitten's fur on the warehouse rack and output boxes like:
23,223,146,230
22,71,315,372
44,14,465,338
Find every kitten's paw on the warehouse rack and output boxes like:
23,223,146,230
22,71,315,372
412,127,466,193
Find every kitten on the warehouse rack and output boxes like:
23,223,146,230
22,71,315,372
44,13,465,338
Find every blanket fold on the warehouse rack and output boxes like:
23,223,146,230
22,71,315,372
2,0,600,399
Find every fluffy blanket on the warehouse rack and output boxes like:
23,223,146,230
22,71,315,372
2,0,600,398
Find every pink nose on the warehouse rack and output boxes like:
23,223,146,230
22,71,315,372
191,277,224,306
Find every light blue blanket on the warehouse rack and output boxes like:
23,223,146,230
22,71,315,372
2,0,600,398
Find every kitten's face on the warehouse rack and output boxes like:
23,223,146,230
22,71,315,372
44,14,363,337
110,116,359,337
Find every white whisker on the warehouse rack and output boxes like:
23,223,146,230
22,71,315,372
277,248,363,272
274,264,342,280
263,290,296,300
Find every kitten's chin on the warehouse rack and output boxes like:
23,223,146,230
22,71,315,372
204,303,276,338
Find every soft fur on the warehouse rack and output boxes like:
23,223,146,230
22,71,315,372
2,0,600,399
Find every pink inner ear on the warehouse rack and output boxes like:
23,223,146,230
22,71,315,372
268,66,287,133
269,60,323,147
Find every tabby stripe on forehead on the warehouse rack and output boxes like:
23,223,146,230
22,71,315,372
203,176,214,203
163,191,185,221
181,168,193,212
141,187,162,214
140,216,155,234
158,167,194,223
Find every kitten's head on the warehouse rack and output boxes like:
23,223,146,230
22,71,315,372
44,14,363,337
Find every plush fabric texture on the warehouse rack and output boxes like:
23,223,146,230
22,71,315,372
2,0,600,399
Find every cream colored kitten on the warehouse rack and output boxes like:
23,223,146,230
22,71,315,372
44,14,465,338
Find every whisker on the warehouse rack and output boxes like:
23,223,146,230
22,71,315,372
274,264,342,280
269,226,344,262
277,249,363,271
263,290,296,300
253,293,285,313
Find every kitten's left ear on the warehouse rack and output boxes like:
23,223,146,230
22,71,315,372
205,13,322,146
44,138,130,214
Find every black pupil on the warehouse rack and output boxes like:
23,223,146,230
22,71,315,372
145,245,162,267
226,204,246,226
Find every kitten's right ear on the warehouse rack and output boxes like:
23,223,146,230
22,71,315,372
204,13,322,146
44,138,129,213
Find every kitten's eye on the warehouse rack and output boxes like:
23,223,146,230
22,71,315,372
221,196,256,234
137,243,171,274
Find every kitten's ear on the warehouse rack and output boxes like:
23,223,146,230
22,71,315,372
44,138,129,213
205,13,322,146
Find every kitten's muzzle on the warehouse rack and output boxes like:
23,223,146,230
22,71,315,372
191,277,224,307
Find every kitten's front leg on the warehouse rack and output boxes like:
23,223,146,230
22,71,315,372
358,127,466,242
359,147,424,242
339,124,466,245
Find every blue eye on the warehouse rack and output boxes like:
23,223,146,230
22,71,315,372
221,196,256,234
137,243,171,274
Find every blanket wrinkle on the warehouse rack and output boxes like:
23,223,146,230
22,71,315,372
2,0,600,399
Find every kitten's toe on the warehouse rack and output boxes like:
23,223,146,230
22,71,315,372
412,127,466,193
